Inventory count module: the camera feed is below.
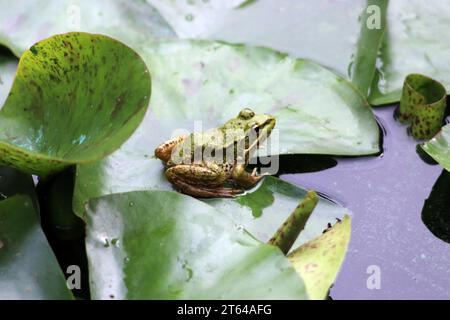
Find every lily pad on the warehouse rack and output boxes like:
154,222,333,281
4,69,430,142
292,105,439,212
150,0,388,96
150,0,368,78
205,177,348,251
288,215,351,300
73,39,379,216
85,190,308,299
422,123,450,171
0,195,72,299
370,1,450,105
0,32,151,176
0,0,174,56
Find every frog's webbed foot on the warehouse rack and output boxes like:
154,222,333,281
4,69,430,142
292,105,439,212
231,164,269,188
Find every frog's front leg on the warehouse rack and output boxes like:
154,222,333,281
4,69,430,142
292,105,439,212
165,163,243,198
154,135,188,163
231,164,267,188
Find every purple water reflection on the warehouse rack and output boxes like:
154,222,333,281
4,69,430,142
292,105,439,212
282,105,450,299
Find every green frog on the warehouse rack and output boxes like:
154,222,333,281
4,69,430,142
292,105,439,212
155,108,276,198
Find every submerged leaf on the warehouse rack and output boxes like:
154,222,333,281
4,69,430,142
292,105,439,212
288,215,351,300
0,195,72,299
85,190,308,299
422,123,450,171
0,32,151,176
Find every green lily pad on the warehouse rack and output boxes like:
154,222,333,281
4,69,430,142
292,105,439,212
369,1,450,105
422,123,450,171
0,32,151,176
150,0,388,96
205,177,348,250
73,39,379,216
0,0,174,57
288,215,351,300
85,190,308,299
0,195,72,299
150,0,370,79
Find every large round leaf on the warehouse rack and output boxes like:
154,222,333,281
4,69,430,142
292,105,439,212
73,39,379,216
422,123,450,172
85,190,308,299
0,32,151,176
150,0,364,77
0,0,175,57
0,195,72,299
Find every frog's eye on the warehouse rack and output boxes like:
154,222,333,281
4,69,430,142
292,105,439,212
239,108,255,120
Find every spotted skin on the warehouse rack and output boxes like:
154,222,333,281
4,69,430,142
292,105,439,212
154,108,276,198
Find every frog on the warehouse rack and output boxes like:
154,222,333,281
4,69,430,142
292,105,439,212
154,108,276,198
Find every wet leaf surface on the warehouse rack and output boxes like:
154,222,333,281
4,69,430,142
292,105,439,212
85,190,308,299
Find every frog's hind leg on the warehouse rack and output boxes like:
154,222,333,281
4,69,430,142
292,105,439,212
165,163,243,198
154,135,188,162
170,179,243,198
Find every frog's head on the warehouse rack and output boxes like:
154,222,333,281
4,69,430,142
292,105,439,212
221,108,276,147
